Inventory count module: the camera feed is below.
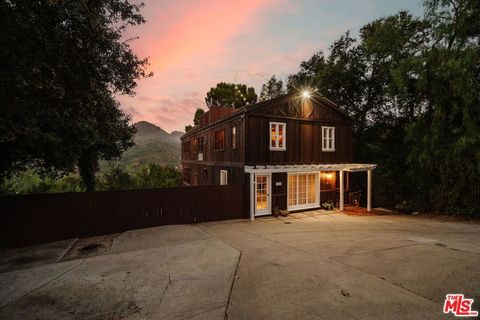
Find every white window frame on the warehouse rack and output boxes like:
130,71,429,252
220,170,228,185
254,173,271,216
269,122,286,151
322,126,335,152
287,172,320,211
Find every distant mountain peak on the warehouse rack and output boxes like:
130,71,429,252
134,121,168,135
170,130,185,137
101,121,182,171
133,121,184,144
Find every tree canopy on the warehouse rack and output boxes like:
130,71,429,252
193,108,205,126
184,107,205,132
205,82,257,108
287,0,480,216
259,75,286,101
0,0,151,190
1,164,182,194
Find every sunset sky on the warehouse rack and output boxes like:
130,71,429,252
119,0,424,133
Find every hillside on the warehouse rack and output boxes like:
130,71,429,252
101,121,183,171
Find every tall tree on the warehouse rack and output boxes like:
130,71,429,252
259,75,285,101
288,4,480,215
287,12,430,208
205,82,257,108
286,51,328,92
405,0,480,214
193,108,205,126
183,108,204,133
0,0,151,190
184,125,193,132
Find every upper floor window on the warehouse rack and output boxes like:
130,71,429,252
195,136,204,160
270,122,286,150
191,138,198,153
220,170,228,185
214,130,225,151
322,126,335,151
231,126,237,150
182,141,191,153
195,136,204,153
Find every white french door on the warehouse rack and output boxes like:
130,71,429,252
288,173,319,211
255,174,271,216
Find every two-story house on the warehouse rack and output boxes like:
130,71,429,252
181,92,376,220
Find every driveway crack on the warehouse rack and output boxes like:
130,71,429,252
330,257,443,306
224,250,242,320
145,272,172,320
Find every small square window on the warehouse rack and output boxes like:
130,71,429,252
269,122,286,150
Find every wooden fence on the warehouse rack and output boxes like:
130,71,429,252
0,185,246,248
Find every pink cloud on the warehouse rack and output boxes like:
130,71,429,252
117,0,424,132
121,104,143,118
131,0,281,76
119,0,283,132
119,92,204,131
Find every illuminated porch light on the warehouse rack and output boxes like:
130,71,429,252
322,172,334,180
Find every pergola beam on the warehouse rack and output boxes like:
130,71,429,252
367,169,372,212
339,170,344,211
244,163,377,174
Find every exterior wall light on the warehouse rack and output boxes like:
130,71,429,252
322,172,334,180
302,90,311,99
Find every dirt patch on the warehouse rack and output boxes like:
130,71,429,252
1,283,144,320
60,234,118,262
0,239,77,273
79,243,102,253
342,206,385,217
410,212,480,223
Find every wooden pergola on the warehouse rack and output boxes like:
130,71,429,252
245,163,377,221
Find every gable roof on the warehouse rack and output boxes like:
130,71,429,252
247,92,353,122
181,92,352,140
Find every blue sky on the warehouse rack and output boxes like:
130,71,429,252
119,0,425,132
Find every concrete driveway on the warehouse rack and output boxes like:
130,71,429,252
1,211,479,319
0,225,239,320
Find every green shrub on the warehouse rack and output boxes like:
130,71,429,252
321,201,335,210
134,164,182,189
1,169,82,194
1,163,182,194
96,165,135,191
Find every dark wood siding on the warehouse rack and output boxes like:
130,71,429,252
181,114,245,186
181,162,244,186
244,173,251,216
245,115,352,165
272,172,287,211
182,94,354,188
244,97,352,165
